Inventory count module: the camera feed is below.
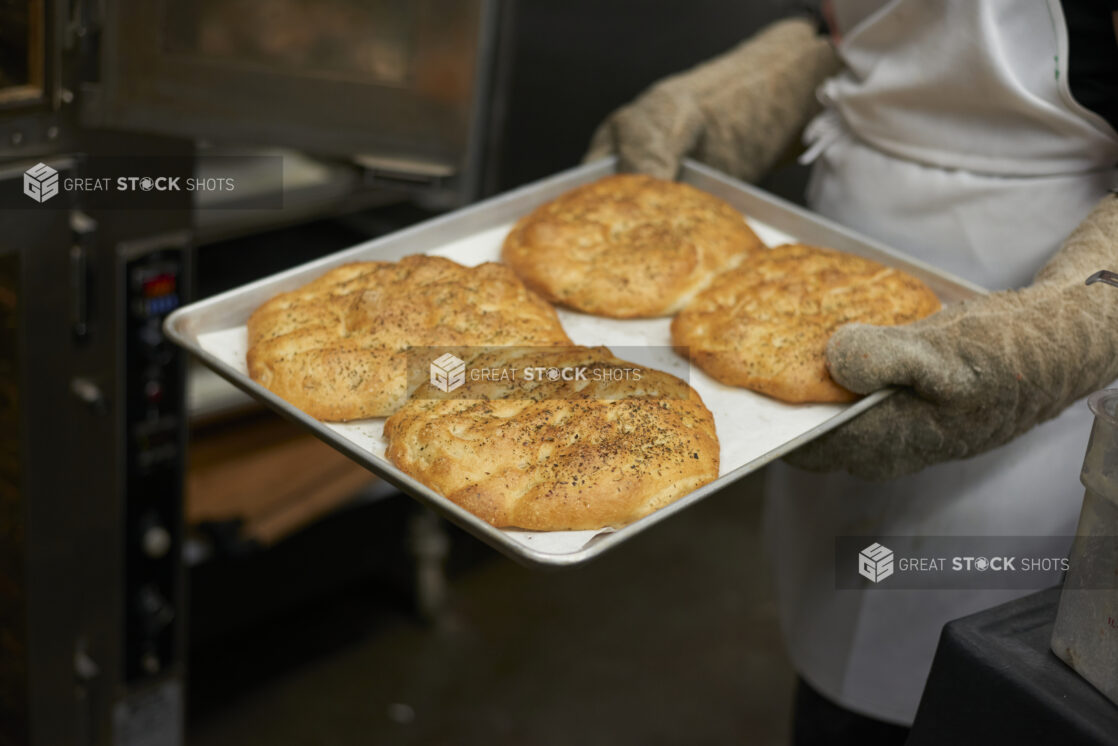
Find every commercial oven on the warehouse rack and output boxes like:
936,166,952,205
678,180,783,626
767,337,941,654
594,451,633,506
0,2,500,745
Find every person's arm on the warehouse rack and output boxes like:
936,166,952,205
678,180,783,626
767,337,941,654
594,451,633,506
584,17,840,182
786,194,1118,480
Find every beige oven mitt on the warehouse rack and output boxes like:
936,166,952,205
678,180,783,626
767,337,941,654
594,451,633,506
786,194,1118,480
583,17,840,182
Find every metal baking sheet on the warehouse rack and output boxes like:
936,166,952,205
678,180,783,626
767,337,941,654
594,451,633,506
165,158,983,567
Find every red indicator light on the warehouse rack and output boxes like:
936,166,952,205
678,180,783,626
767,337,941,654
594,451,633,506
143,274,176,298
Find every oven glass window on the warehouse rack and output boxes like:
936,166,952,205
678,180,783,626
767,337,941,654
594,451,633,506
162,0,415,86
0,0,44,104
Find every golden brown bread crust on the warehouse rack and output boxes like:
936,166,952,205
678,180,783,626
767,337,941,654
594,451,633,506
246,255,571,421
384,346,720,530
671,244,942,403
501,174,764,318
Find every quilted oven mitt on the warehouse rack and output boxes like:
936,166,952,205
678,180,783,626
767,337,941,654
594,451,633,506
584,17,840,182
787,195,1118,480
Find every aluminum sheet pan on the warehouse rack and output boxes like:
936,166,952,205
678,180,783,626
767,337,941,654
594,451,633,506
165,159,984,567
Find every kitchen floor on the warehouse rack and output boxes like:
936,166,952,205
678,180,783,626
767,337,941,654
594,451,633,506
186,472,794,746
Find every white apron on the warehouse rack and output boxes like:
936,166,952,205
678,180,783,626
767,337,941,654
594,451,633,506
765,0,1118,725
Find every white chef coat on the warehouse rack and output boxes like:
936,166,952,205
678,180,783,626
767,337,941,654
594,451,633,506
765,0,1118,725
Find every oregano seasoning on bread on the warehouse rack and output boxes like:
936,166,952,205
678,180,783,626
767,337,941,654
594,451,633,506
502,174,764,318
671,243,941,403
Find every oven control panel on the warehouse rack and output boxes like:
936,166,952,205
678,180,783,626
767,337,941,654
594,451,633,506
123,247,185,682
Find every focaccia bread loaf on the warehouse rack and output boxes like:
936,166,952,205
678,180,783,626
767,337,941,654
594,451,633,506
246,255,571,421
384,345,720,530
671,243,942,403
501,174,764,318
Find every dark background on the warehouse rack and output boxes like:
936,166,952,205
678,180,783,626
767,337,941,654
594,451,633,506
493,0,812,191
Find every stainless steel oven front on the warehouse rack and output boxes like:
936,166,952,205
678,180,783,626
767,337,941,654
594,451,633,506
0,1,501,745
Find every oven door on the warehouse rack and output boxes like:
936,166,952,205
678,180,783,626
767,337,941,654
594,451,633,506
82,0,495,203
